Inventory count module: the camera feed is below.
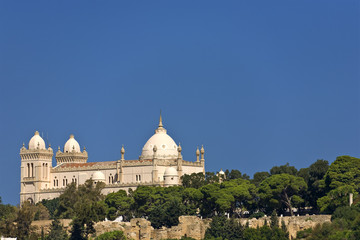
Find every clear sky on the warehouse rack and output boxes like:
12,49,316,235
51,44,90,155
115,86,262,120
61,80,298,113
0,1,359,204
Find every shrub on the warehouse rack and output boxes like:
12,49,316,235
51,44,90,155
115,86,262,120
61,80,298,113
95,230,127,240
249,212,265,219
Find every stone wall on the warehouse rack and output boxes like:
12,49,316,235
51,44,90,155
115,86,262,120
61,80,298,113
32,215,331,239
93,216,211,240
31,219,72,234
238,215,331,239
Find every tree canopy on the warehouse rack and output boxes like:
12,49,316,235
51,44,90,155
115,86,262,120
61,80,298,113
258,174,307,215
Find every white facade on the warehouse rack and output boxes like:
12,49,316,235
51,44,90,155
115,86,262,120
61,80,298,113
20,116,205,204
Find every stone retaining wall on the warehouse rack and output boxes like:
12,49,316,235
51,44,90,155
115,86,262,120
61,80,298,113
32,215,331,239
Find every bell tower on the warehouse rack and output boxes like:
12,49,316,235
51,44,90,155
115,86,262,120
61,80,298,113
20,131,53,204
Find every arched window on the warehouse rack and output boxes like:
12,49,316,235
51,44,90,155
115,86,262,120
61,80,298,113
136,175,138,182
45,163,48,178
53,180,56,186
27,163,30,177
139,175,141,182
31,163,34,177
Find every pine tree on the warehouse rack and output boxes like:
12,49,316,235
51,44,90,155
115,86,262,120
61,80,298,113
47,218,68,240
270,210,278,229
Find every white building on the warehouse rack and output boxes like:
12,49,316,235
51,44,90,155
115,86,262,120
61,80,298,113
20,115,205,204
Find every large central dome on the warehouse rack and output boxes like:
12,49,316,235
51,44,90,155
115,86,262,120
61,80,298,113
140,114,178,160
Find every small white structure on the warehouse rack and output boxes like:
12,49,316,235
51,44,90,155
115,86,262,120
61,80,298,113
92,171,106,184
164,167,179,186
20,114,206,204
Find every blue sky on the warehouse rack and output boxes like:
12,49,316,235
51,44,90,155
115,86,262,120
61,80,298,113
0,1,359,204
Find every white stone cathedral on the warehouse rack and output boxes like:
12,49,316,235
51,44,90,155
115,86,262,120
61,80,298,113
20,115,205,204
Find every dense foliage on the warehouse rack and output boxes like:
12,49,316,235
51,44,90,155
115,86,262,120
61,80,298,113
1,155,359,239
95,230,127,240
204,215,289,240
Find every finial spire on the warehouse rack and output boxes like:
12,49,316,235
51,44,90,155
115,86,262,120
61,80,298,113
121,145,125,160
159,110,163,128
155,111,167,134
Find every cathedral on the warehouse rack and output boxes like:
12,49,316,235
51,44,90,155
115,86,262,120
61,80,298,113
20,115,205,204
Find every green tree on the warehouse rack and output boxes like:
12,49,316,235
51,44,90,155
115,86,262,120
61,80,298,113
270,210,278,229
132,186,156,217
252,171,270,187
299,159,329,210
95,230,127,240
270,163,297,176
148,197,185,229
34,203,50,220
69,217,85,240
56,183,78,218
39,198,60,219
148,204,166,229
56,180,106,239
258,174,307,215
204,216,243,240
181,173,206,188
205,172,220,184
47,218,68,240
323,156,360,191
227,169,250,180
243,225,288,240
317,185,357,213
163,197,185,227
220,179,258,216
183,188,203,215
0,197,17,237
16,201,36,240
104,190,134,221
316,156,360,213
199,183,222,217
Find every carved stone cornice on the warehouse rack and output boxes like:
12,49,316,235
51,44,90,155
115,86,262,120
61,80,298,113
55,151,88,165
20,149,53,161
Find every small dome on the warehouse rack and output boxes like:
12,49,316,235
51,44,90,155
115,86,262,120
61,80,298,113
92,171,105,181
219,169,225,175
28,131,46,150
164,167,178,176
64,134,81,153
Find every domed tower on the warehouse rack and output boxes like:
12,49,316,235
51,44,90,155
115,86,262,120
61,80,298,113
55,134,88,165
20,131,53,204
164,167,179,186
